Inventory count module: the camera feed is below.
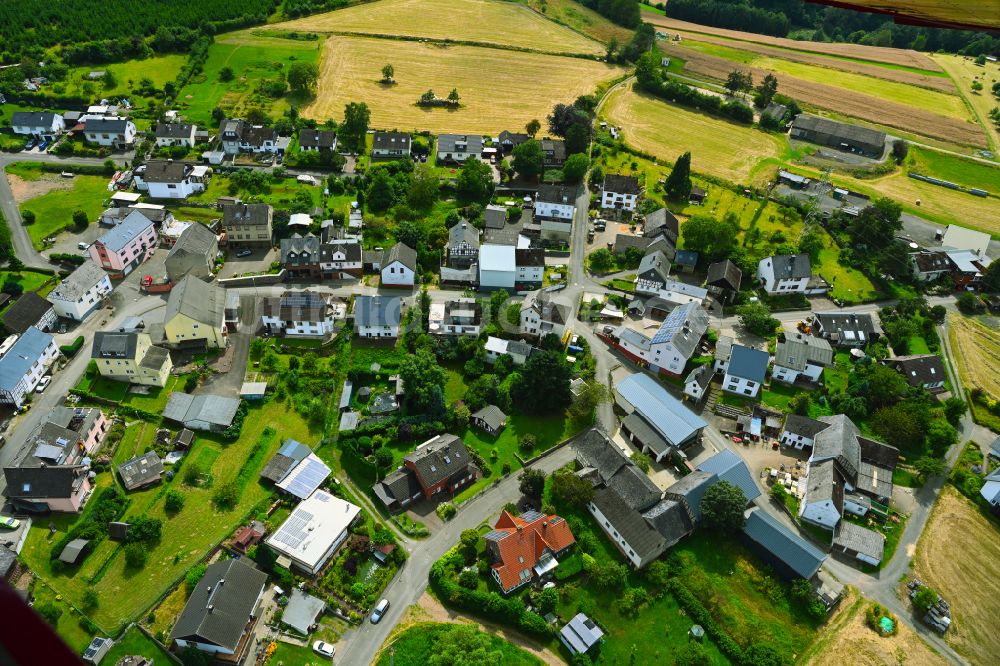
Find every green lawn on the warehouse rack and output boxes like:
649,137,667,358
376,622,542,666
103,626,174,664
75,374,130,402
0,269,55,295
64,55,187,98
908,145,1000,192
19,173,110,249
269,642,328,666
174,31,320,127
31,583,96,653
822,351,854,393
121,375,186,413
907,335,932,355
812,230,881,303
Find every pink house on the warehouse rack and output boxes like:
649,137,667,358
48,406,110,457
90,210,157,275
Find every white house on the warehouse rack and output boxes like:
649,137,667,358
436,134,484,163
780,414,828,450
261,291,336,337
83,118,137,148
484,337,533,365
266,489,361,575
379,242,417,288
600,174,642,211
134,161,210,199
800,460,842,529
154,123,197,148
723,345,769,398
478,244,516,291
11,111,64,141
371,131,411,158
428,298,483,337
46,262,113,322
520,290,569,340
220,118,277,154
757,254,812,295
320,239,363,279
354,296,401,339
0,328,59,408
683,365,713,402
772,332,834,384
606,302,709,377
535,185,576,241
515,248,545,289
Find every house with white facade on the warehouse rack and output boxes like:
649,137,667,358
1,293,56,335
262,291,337,337
602,302,709,377
380,242,417,288
321,239,363,279
154,123,197,147
371,131,410,158
484,337,532,365
683,365,713,402
46,262,113,322
0,328,59,408
298,128,337,152
83,118,136,148
428,298,482,336
220,118,277,154
601,174,642,211
772,332,834,384
515,248,545,290
446,221,479,269
89,210,157,275
354,296,401,339
757,254,812,295
11,111,64,141
780,414,829,450
882,354,946,392
723,345,769,398
266,490,361,575
520,290,569,340
813,312,882,348
478,244,516,291
436,134,483,163
635,250,671,295
134,161,210,199
534,185,576,242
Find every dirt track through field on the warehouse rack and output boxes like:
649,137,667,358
661,44,987,147
915,487,1000,666
644,12,942,71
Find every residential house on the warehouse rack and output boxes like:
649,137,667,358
910,251,952,282
321,239,363,279
882,354,946,392
46,406,110,457
471,404,507,435
714,335,734,373
372,434,476,510
11,111,64,141
484,337,533,365
371,131,411,158
789,114,886,157
354,295,402,339
298,128,337,152
612,233,675,262
602,301,709,377
118,451,164,491
515,248,545,290
600,174,641,211
772,332,834,384
683,364,713,402
428,298,482,336
534,185,576,242
261,291,336,337
380,242,417,288
780,414,829,450
134,161,210,199
446,221,479,269
520,290,569,340
91,331,172,387
706,259,742,301
46,263,113,322
163,393,241,432
675,250,699,274
979,468,1000,513
484,510,575,593
89,210,157,275
833,521,886,567
812,312,882,348
742,508,827,580
757,254,812,294
559,614,604,657
100,203,170,228
0,328,58,408
281,233,322,279
643,208,680,244
540,138,566,167
436,134,483,163
168,558,268,661
83,118,136,148
498,130,529,152
223,203,273,247
2,463,92,513
154,123,196,147
478,244,516,291
266,489,361,575
635,250,671,295
615,373,707,462
164,276,228,348
943,249,991,289
1,292,56,334
942,224,991,259
165,222,219,282
220,119,277,154
273,453,331,500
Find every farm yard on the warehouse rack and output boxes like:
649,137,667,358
914,488,1000,666
271,0,604,56
305,36,626,134
600,82,785,184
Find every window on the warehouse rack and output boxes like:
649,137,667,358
743,388,752,395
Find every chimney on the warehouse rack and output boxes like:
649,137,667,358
542,521,548,531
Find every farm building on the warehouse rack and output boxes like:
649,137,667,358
790,114,886,157
614,373,707,462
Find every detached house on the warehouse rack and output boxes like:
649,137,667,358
882,354,946,392
46,262,113,322
635,250,671,295
436,134,483,163
428,298,483,336
11,111,64,141
758,254,811,294
134,161,210,199
485,510,575,594
154,122,196,148
373,435,476,510
223,203,273,247
484,337,533,365
600,174,641,211
266,490,361,575
89,210,157,275
535,185,577,242
0,328,59,408
298,128,337,152
221,119,277,154
321,239,363,279
603,301,709,377
813,312,881,348
83,118,136,148
446,221,480,269
371,131,411,158
354,295,401,339
910,251,952,282
261,291,337,337
92,331,172,387
380,242,417,288
165,222,219,282
772,332,834,384
540,138,567,167
520,290,569,340
1,292,56,334
164,276,229,349
706,259,742,302
723,345,769,398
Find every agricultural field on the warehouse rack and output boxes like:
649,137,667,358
800,592,945,666
907,146,1000,193
61,54,187,98
306,36,625,134
271,0,604,56
173,31,321,126
600,82,785,183
914,487,1000,666
931,54,1000,153
12,169,111,250
518,0,633,45
949,314,1000,400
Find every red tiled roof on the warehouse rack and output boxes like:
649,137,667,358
488,511,575,592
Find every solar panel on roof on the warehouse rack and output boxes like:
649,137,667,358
283,457,330,499
484,530,507,541
521,510,544,522
314,492,330,502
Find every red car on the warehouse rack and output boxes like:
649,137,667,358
141,275,153,287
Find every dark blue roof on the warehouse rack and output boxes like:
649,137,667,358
743,508,826,579
727,345,769,383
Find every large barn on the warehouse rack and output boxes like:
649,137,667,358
790,114,886,157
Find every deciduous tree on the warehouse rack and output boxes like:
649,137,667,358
286,61,318,95
512,139,545,179
700,480,747,532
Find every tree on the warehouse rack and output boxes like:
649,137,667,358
724,69,753,97
381,63,394,82
36,602,62,626
913,456,946,479
512,139,545,179
926,418,957,456
634,49,663,90
185,564,207,593
341,102,371,152
743,643,784,666
212,482,239,510
82,589,99,611
981,261,1000,293
164,489,185,513
420,89,436,104
674,644,711,666
564,122,590,156
455,157,494,202
798,226,825,261
183,462,202,486
700,480,747,532
73,210,89,231
754,73,779,108
956,292,984,314
588,248,614,272
407,163,439,209
448,88,460,103
124,543,147,568
680,213,739,261
526,118,541,137
850,198,902,251
872,403,929,452
568,381,609,425
519,433,537,454
943,396,966,425
592,560,628,590
510,352,572,413
892,140,909,164
366,168,398,213
562,153,589,183
287,61,319,95
737,302,779,337
535,587,558,615
630,451,652,472
427,625,504,666
663,152,692,201
551,470,595,506
913,586,938,614
519,468,546,500
400,348,447,415
547,102,589,137
219,66,235,82
101,69,118,91
788,393,811,416
21,210,35,225
374,447,393,470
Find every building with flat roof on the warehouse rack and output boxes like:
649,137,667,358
266,489,361,575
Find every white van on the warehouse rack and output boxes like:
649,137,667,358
370,598,390,624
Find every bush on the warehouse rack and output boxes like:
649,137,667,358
436,502,457,521
82,589,99,611
183,463,202,486
124,542,148,568
165,489,185,513
458,569,479,590
36,602,62,626
125,516,162,544
59,336,85,357
186,564,207,593
212,482,238,510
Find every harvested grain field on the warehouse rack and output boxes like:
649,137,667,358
271,0,603,55
600,82,784,183
305,36,626,134
915,487,1000,666
520,0,633,45
643,11,941,71
933,53,1000,153
949,314,1000,400
662,43,987,147
800,591,945,666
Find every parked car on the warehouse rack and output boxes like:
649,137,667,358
370,598,390,624
311,641,335,658
0,516,20,530
78,242,90,251
35,376,52,393
24,138,37,151
236,249,253,258
37,140,49,152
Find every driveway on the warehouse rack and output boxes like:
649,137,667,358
218,247,278,279
195,296,258,398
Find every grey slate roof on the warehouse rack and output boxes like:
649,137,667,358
696,449,761,503
574,429,630,484
447,221,479,249
12,111,59,127
117,451,164,490
471,404,507,432
167,221,217,259
813,312,881,344
383,242,417,271
298,128,336,149
92,331,138,360
771,254,812,280
811,415,861,479
685,364,713,391
591,487,666,562
782,414,829,440
48,262,108,303
163,393,241,429
665,470,715,522
603,174,641,195
85,118,130,134
649,301,709,360
536,184,577,205
261,440,311,483
833,521,885,561
622,412,671,458
483,205,507,229
675,250,699,267
373,467,423,507
223,203,272,227
637,250,670,283
169,558,268,651
641,497,694,547
727,345,769,383
354,295,401,328
515,247,544,267
95,210,152,252
437,134,483,154
804,459,841,505
165,276,226,328
372,131,410,151
404,434,472,489
884,354,946,388
644,208,679,242
281,234,321,265
141,160,189,183
743,508,826,579
607,463,662,512
3,465,84,500
706,259,742,291
791,114,886,151
1,292,53,334
774,332,834,371
155,123,194,139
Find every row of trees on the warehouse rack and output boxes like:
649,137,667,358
636,51,755,124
